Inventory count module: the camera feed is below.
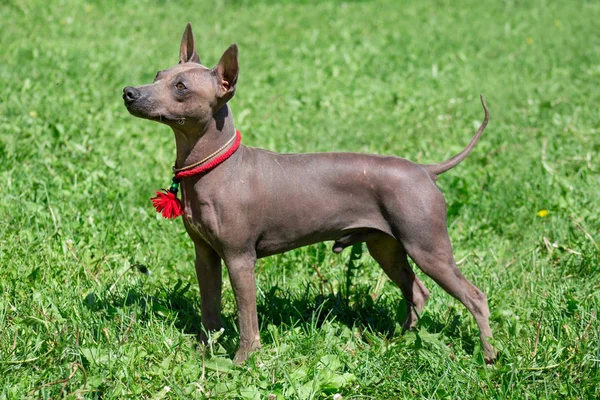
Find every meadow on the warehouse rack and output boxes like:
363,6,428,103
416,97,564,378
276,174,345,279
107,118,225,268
1,0,599,398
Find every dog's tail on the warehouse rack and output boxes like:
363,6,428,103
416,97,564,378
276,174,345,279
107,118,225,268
423,95,489,178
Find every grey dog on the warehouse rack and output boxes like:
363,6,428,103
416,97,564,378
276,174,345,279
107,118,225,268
123,23,496,364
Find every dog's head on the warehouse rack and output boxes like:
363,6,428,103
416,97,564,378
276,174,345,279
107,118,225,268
123,23,238,132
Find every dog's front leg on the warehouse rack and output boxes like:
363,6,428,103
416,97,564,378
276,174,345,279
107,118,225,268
225,252,261,364
194,241,223,341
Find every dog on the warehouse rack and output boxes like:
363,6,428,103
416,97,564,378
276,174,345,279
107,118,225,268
123,23,496,364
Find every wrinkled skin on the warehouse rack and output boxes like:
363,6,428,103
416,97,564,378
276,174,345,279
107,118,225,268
123,23,496,364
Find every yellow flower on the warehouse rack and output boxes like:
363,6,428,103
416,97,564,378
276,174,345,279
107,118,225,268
537,209,549,217
29,111,38,118
554,20,561,27
526,37,534,45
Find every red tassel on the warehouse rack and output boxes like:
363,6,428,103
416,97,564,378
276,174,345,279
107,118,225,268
151,189,184,219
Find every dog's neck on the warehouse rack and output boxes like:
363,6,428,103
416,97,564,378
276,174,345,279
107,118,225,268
171,105,236,169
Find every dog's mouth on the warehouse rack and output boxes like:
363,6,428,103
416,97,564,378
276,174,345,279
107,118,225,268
124,100,179,125
123,99,147,117
122,86,186,126
123,92,171,123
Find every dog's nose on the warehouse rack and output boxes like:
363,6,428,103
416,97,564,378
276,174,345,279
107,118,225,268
123,86,140,103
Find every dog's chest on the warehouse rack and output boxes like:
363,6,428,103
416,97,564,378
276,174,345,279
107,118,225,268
181,196,223,245
183,212,207,241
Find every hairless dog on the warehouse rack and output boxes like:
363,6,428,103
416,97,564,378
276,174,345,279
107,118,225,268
123,23,496,364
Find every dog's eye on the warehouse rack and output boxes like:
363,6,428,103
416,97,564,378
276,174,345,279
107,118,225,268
175,82,187,91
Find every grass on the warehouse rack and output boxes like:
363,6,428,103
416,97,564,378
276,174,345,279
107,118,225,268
1,0,599,398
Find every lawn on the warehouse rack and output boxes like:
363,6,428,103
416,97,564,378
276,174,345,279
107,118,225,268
1,0,599,398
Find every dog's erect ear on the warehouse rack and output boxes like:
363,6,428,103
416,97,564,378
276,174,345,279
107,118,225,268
179,23,201,64
213,44,239,102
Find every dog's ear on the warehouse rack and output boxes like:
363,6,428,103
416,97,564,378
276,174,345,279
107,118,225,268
179,23,201,64
213,44,239,102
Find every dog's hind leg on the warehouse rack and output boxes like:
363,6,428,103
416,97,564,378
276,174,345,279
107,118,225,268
367,233,430,331
399,215,496,363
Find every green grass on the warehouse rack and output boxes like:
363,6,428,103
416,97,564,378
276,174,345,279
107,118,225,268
1,0,599,398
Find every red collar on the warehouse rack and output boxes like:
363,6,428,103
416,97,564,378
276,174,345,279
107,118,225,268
174,129,241,178
151,129,242,219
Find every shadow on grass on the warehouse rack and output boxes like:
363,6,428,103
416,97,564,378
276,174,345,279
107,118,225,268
255,284,475,355
85,272,475,357
257,284,402,340
85,279,406,353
